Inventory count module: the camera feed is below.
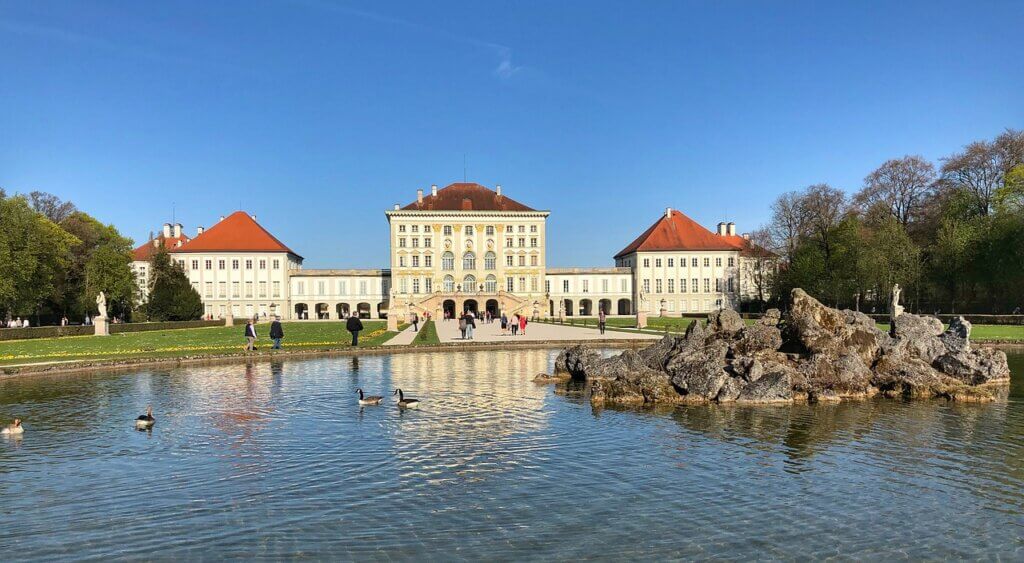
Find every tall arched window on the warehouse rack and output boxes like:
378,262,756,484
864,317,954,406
463,251,476,271
484,251,496,270
485,275,497,292
443,275,455,292
442,251,454,271
463,275,477,292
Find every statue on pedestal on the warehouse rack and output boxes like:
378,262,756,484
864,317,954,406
95,291,108,319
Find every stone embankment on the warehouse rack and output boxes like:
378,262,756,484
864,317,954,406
540,288,1011,405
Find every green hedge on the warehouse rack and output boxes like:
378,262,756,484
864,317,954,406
109,320,223,334
0,325,94,341
0,319,222,341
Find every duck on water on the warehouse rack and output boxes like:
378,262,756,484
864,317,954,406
356,388,383,406
2,418,24,435
135,406,155,430
393,389,420,409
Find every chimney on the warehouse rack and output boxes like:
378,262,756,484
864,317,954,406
197,226,205,236
742,233,750,240
727,222,736,236
251,214,257,222
219,215,225,222
496,184,502,197
431,184,438,197
173,223,182,238
666,207,672,220
393,203,400,210
152,238,159,248
162,223,171,238
417,189,424,204
717,222,727,236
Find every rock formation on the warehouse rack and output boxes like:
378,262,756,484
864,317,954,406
548,288,1011,406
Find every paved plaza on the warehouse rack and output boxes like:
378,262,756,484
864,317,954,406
386,317,658,345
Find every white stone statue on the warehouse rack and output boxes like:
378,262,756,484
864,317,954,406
638,288,649,308
890,283,904,319
96,291,108,319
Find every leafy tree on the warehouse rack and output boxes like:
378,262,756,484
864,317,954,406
0,193,79,321
145,249,202,321
58,211,137,320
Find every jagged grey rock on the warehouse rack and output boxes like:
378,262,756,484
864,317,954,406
737,371,792,403
708,308,745,335
939,316,972,354
934,348,1010,385
665,341,729,400
732,324,783,356
555,288,1009,406
787,289,889,364
757,309,782,326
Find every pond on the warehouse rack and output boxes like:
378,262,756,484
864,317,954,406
1,348,1023,560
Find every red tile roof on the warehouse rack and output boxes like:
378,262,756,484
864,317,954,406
614,210,744,258
132,234,190,261
400,183,536,212
171,212,301,258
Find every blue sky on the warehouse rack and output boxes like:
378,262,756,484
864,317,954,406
2,1,1021,268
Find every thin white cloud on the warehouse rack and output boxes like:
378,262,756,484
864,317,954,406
291,0,525,81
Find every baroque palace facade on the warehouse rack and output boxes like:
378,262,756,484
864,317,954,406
131,182,768,320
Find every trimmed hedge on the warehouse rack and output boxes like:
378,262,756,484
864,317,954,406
109,320,223,334
0,325,94,341
0,319,223,341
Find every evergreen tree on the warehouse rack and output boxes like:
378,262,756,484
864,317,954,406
145,249,203,321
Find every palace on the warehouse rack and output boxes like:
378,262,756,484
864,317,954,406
131,182,770,320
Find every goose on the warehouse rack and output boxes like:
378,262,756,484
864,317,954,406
135,406,156,429
393,388,420,409
356,388,383,406
1,419,24,435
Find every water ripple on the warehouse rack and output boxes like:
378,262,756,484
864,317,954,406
0,350,1022,560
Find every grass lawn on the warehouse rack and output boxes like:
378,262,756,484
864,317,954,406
551,316,1024,341
410,320,440,346
0,321,396,366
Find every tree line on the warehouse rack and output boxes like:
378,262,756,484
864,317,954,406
751,128,1024,314
0,190,202,325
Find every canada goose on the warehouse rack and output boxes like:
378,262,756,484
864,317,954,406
356,388,383,406
135,406,156,429
1,419,24,435
393,388,420,409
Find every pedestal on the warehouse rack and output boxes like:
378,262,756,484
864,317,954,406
94,316,109,336
224,313,234,327
636,311,648,329
659,308,667,318
387,314,399,332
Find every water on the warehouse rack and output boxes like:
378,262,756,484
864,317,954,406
1,348,1023,560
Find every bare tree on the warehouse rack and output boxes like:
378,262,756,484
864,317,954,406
28,191,77,223
854,155,936,225
744,227,778,307
938,130,1023,217
768,191,809,262
801,183,846,248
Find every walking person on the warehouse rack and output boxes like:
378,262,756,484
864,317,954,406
511,313,519,336
411,311,419,332
459,312,468,339
347,313,363,346
598,308,607,335
500,313,508,335
244,320,257,351
466,311,476,340
269,316,284,349
519,313,527,336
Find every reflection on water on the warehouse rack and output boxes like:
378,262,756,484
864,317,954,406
0,349,1022,560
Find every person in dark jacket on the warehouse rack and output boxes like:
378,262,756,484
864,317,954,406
269,316,284,349
244,320,257,351
347,314,364,346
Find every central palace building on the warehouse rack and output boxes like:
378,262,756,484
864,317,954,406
131,182,768,320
